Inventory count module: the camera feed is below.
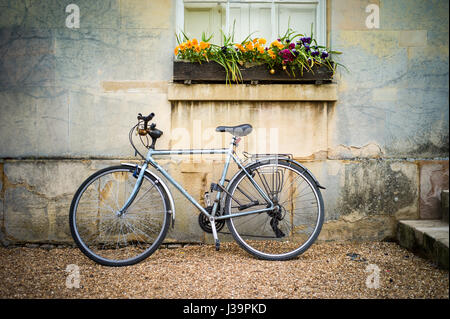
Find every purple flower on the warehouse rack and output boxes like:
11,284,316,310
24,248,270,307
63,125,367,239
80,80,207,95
289,42,295,50
286,39,290,43
304,43,310,52
279,48,295,62
321,50,329,59
311,50,320,57
301,36,312,44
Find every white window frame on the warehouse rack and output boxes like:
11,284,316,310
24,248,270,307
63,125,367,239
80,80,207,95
175,0,327,46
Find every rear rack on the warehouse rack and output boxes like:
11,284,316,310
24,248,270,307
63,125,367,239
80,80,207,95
242,151,293,165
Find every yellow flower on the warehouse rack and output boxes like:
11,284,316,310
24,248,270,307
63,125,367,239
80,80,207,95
245,41,254,51
258,38,266,45
271,40,284,49
257,46,264,54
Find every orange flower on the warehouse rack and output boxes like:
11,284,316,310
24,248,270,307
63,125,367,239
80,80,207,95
186,40,192,48
194,44,201,52
245,41,254,51
200,41,210,50
174,45,179,55
268,49,276,59
192,38,198,46
235,43,246,52
257,46,264,54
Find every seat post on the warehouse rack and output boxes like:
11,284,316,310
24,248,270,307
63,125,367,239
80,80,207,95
230,136,240,152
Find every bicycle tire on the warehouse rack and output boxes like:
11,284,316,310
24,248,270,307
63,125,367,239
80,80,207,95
69,165,171,266
224,159,324,261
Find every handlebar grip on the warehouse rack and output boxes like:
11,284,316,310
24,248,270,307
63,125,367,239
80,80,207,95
137,112,155,122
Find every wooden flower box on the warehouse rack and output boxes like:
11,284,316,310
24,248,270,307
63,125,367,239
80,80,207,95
173,60,334,84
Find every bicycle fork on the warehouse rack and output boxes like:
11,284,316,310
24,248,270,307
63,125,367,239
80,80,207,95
117,162,149,217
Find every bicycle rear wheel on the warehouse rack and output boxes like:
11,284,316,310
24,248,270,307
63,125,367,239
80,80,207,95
225,159,324,260
69,165,170,266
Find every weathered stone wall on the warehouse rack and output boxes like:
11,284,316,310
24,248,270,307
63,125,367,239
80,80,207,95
0,0,448,245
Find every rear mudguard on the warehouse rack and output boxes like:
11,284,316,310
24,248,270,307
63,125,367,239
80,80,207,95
121,163,176,228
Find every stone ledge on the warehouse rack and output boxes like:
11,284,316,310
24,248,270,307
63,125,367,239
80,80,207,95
167,83,338,101
397,220,449,269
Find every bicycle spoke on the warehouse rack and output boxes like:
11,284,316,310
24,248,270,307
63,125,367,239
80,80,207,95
71,167,168,265
226,161,323,260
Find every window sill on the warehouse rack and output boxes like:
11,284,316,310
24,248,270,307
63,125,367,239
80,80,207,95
167,83,338,102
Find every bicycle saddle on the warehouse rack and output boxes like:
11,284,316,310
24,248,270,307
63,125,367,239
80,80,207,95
215,124,253,137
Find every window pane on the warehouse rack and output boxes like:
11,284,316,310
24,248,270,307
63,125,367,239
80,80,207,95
249,4,272,41
278,4,316,38
229,5,249,42
184,6,223,43
182,1,322,45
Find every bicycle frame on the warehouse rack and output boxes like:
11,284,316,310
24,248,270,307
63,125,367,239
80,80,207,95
119,136,275,225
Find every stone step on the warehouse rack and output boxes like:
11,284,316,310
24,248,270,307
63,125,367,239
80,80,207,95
442,190,449,223
397,219,449,270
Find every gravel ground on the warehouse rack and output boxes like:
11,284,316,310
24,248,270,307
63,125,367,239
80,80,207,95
0,241,448,299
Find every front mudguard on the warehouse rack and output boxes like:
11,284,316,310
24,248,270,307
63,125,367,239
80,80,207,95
121,163,176,228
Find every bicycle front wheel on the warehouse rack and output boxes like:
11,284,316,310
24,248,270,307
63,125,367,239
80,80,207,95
225,159,324,261
69,165,171,266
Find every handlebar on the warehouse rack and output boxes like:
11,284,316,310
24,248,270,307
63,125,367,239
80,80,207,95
137,112,154,128
136,112,163,149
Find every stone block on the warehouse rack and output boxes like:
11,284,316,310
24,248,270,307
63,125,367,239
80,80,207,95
442,190,449,223
330,0,380,31
67,89,172,157
372,88,398,101
418,161,449,219
120,0,172,29
4,187,49,242
0,28,55,89
0,0,120,29
398,30,427,47
335,160,419,218
170,100,328,159
317,159,419,241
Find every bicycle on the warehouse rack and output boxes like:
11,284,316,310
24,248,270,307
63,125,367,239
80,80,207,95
69,112,325,266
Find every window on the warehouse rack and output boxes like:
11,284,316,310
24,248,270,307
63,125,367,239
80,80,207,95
175,0,327,46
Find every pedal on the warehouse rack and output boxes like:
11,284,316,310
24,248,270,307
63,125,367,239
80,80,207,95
215,239,220,251
209,217,220,251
